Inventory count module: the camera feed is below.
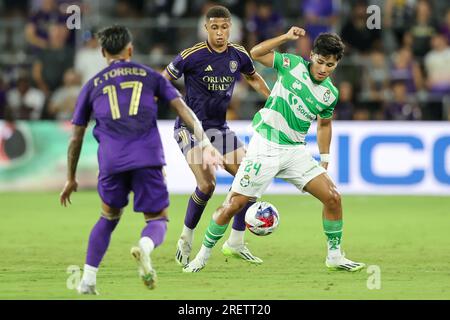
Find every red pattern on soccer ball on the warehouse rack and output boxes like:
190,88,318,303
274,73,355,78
258,215,274,228
256,208,275,227
245,203,279,236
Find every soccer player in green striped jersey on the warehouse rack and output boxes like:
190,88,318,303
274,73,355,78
183,27,365,273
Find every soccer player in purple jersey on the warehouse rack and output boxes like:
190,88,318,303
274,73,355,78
162,6,271,266
59,26,222,294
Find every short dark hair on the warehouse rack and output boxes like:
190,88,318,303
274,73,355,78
206,5,231,20
96,25,132,55
312,33,345,61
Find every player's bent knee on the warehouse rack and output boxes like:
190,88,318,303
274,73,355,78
324,191,342,211
144,207,169,221
101,202,123,220
101,210,123,221
217,194,246,221
220,208,238,221
198,180,216,195
229,194,249,214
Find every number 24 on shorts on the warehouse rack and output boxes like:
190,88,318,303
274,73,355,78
244,160,262,176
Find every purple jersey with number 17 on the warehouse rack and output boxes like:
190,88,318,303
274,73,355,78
72,60,181,175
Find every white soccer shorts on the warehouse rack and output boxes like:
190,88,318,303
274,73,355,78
231,133,326,198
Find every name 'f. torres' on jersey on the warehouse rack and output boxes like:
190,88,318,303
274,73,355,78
253,52,339,146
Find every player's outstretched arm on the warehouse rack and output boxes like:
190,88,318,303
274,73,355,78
317,117,332,170
243,72,271,99
250,26,306,67
169,97,224,170
60,125,86,206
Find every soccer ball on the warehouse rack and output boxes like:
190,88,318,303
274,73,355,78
245,201,279,236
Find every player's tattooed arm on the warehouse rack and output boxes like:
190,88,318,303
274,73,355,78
243,72,271,99
67,125,86,181
317,117,332,170
60,125,86,206
250,26,306,67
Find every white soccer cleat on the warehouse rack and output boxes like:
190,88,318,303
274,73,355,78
77,280,99,295
221,241,263,264
175,238,191,267
182,257,207,273
325,253,365,272
131,246,157,289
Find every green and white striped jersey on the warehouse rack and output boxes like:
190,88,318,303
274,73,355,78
252,51,339,146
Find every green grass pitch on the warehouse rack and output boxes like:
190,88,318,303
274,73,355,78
0,192,449,300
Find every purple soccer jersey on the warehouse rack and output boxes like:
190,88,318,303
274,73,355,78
166,41,256,130
72,60,181,175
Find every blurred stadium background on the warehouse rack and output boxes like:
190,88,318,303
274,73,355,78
0,0,449,299
1,0,450,122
